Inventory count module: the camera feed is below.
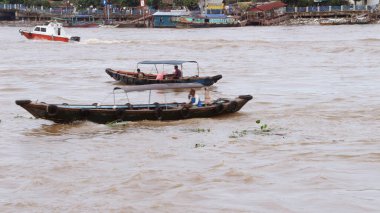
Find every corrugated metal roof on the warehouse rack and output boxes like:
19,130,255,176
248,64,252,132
249,1,287,12
138,60,198,65
153,10,190,16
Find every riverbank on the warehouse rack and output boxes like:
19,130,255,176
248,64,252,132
2,18,380,27
0,20,46,27
279,17,380,26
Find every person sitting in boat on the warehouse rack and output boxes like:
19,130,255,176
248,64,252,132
156,71,166,80
188,89,200,106
136,68,144,79
204,88,212,105
173,65,182,79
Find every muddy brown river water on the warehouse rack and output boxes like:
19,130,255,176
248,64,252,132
0,25,380,212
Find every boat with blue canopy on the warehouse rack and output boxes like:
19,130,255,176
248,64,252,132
105,60,222,86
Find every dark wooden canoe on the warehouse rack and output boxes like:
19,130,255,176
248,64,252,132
105,68,222,86
15,95,252,124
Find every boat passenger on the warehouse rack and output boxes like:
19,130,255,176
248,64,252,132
204,88,212,105
188,89,200,106
173,65,182,79
136,68,144,79
156,71,165,80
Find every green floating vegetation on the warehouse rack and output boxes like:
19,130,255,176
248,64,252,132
256,120,270,132
229,119,271,139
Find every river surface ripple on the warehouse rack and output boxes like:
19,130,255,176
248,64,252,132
0,25,380,212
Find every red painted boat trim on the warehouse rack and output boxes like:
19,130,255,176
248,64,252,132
20,31,69,42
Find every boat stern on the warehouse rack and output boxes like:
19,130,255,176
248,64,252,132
15,100,84,123
230,95,253,112
15,99,44,119
238,95,253,101
105,68,112,76
105,68,119,80
212,74,223,83
15,99,32,106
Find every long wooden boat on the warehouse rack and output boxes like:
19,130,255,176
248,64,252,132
15,83,252,124
106,60,222,86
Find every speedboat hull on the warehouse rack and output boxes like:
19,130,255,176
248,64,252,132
20,30,71,42
19,21,80,42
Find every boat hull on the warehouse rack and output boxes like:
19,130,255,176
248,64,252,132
15,96,253,124
105,68,222,86
20,30,70,42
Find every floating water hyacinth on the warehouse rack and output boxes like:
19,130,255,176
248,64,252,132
256,120,270,132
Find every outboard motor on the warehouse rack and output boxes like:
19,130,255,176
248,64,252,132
70,36,80,42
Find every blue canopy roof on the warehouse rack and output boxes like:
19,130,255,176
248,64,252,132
138,60,198,65
205,14,227,18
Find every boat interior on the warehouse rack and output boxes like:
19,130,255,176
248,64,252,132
115,70,178,79
55,99,229,110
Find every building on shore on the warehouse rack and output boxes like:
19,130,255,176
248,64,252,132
348,0,379,5
247,1,288,26
198,0,225,14
152,9,190,27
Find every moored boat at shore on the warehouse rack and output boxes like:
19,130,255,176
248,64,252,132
57,15,99,28
15,83,252,124
19,21,80,42
106,60,222,86
319,15,371,25
175,14,245,28
319,18,349,25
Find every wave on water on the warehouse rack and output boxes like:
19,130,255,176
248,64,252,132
24,121,110,137
0,87,26,92
81,38,136,45
80,38,255,47
329,47,355,53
